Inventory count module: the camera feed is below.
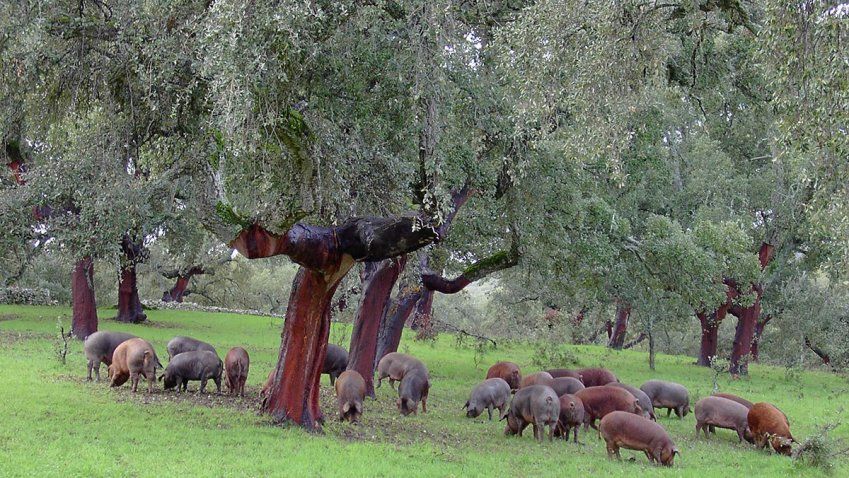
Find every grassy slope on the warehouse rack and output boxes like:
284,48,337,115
0,305,846,477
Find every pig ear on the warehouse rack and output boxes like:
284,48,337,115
673,448,680,456
463,401,469,410
499,411,508,421
342,402,351,414
158,374,164,382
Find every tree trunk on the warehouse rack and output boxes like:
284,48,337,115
728,242,773,375
375,287,421,366
696,311,720,366
162,275,192,302
263,259,353,429
347,257,405,398
412,288,435,339
729,296,759,376
71,257,98,339
750,316,771,362
607,300,631,349
114,238,147,323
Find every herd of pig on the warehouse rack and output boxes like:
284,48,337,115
84,331,796,467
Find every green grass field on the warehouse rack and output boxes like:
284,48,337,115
0,305,846,477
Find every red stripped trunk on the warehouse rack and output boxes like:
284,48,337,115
163,276,191,302
71,257,98,339
607,300,631,349
729,243,773,375
375,287,421,366
263,259,353,429
348,257,405,398
115,263,147,323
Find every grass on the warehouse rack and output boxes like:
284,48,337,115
0,305,847,477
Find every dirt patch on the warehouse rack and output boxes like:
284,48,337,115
0,314,20,322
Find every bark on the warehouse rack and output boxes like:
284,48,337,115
412,288,435,339
623,332,648,349
728,242,774,375
607,300,631,349
695,286,734,366
114,238,147,323
162,266,205,303
347,257,406,398
262,260,353,429
696,311,720,366
71,256,98,339
229,215,438,430
750,315,771,362
375,286,421,365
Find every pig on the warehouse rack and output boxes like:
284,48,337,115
600,411,679,466
397,368,430,416
502,385,560,442
519,371,554,388
748,402,796,455
575,385,642,429
323,344,348,386
84,331,138,381
606,382,656,420
166,335,217,360
376,352,427,390
555,393,585,443
224,347,250,397
640,380,691,418
160,350,223,393
108,338,160,393
545,377,585,397
547,368,583,382
695,396,753,443
464,378,511,420
335,370,366,423
577,368,618,387
712,392,754,409
486,361,522,390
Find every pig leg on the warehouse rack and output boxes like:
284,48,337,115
532,423,540,441
548,422,554,442
736,427,745,443
605,442,619,460
572,426,579,444
130,372,139,393
329,373,336,386
675,406,684,419
487,405,493,420
87,360,94,381
214,376,222,394
422,390,428,413
666,408,672,418
200,376,208,394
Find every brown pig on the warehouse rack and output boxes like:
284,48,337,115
335,370,366,423
545,377,585,397
575,385,642,429
577,368,618,387
600,411,679,466
502,385,560,442
695,396,753,443
486,361,522,390
748,402,795,455
712,392,754,409
519,371,554,388
547,368,583,382
555,393,585,443
376,352,427,390
224,347,250,397
108,338,160,393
